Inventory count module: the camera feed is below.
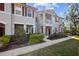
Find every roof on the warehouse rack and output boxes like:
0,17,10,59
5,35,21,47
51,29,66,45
37,9,57,16
16,3,37,11
26,4,37,11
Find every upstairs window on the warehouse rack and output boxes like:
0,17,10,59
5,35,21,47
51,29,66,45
28,9,32,17
16,10,21,15
45,13,52,20
40,14,43,19
0,3,4,11
15,3,22,15
55,17,59,22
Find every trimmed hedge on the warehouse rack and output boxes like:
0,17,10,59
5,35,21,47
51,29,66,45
29,34,44,44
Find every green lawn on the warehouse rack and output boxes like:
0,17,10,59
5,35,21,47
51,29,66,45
72,35,79,40
20,39,79,56
75,35,79,38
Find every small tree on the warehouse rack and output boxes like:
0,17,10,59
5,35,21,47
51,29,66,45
66,4,79,35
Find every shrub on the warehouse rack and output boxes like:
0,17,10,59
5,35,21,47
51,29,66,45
15,24,25,36
0,35,11,44
11,24,28,44
11,34,28,44
0,35,11,48
47,32,67,40
29,34,44,44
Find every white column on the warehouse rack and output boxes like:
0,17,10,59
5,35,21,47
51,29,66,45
43,26,45,35
52,15,56,34
34,10,37,33
24,24,26,32
43,12,46,35
33,25,35,33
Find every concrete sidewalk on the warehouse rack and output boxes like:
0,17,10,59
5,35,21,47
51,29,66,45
0,37,71,56
43,36,51,42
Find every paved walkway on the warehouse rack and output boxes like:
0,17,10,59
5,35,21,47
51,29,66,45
43,36,51,42
0,37,71,56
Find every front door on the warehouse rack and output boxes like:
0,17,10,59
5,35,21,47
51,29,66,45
46,27,51,35
48,28,51,35
0,23,5,37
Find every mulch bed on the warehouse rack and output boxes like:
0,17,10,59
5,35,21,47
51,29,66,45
0,41,45,52
0,42,28,52
47,36,68,40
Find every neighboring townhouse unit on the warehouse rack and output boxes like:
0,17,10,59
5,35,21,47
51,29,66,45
36,9,64,35
54,16,64,33
0,3,37,37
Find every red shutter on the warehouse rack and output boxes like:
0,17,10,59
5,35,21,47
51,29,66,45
0,3,4,11
25,8,27,16
33,10,34,18
11,3,14,14
22,6,24,16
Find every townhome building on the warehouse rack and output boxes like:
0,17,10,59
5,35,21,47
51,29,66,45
36,9,64,35
0,3,37,37
0,3,64,37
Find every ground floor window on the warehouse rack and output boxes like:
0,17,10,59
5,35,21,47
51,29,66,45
14,24,25,35
26,25,33,34
0,23,5,37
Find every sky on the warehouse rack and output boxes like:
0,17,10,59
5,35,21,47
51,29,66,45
27,3,69,17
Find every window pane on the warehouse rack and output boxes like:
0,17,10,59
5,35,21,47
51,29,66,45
15,3,22,15
28,9,32,17
16,10,21,15
45,13,52,20
15,24,24,35
28,13,32,17
26,25,33,34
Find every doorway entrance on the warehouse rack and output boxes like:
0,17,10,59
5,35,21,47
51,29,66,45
46,26,51,35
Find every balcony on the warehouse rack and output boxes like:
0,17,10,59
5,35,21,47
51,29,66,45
45,19,52,24
12,14,35,25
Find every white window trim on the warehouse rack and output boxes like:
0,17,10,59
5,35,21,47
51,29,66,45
14,22,24,24
27,8,33,17
14,4,22,16
0,21,6,24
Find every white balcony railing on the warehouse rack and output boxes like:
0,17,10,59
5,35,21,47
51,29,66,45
45,19,52,24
